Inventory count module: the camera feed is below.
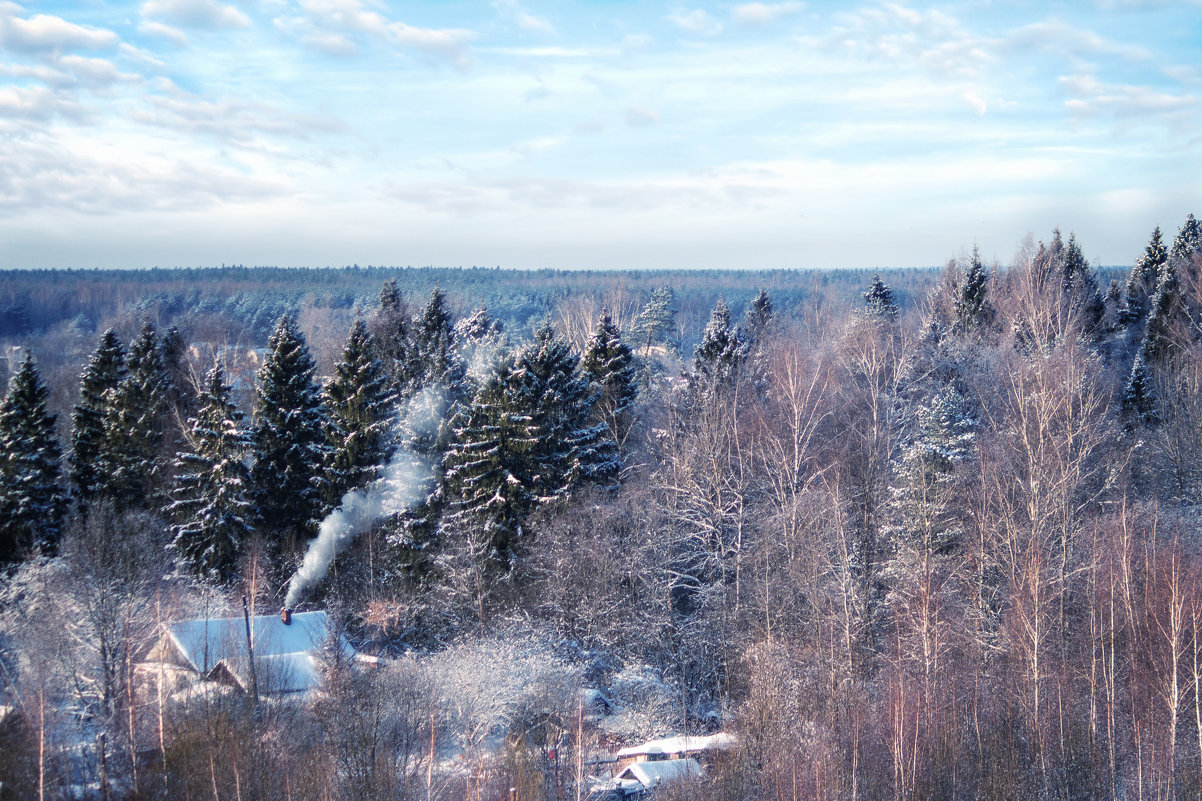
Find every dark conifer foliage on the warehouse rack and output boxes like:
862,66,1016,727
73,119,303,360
689,298,743,402
1140,259,1185,366
515,322,616,493
324,318,394,505
0,352,64,560
954,246,992,333
1172,213,1201,264
741,288,775,347
442,353,536,573
250,314,330,547
863,273,899,321
633,286,679,357
69,329,126,512
581,311,639,454
97,320,169,511
369,279,419,402
1123,226,1168,325
413,288,466,392
1062,233,1105,333
1123,351,1157,425
167,364,253,581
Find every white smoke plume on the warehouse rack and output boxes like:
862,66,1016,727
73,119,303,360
284,389,444,608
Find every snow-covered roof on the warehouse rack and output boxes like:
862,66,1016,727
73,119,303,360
615,732,736,760
616,758,702,789
162,610,351,693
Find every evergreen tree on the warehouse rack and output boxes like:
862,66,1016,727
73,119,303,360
1123,351,1157,425
689,298,743,402
69,329,126,511
515,322,616,494
370,279,420,401
581,311,639,454
97,321,168,511
160,324,194,421
1138,259,1186,369
412,287,466,391
633,287,679,357
1123,227,1168,325
324,318,394,505
1062,233,1105,333
0,352,64,560
250,315,330,547
442,353,537,573
1172,213,1201,264
863,274,899,321
167,365,254,581
454,306,503,343
954,247,992,333
742,289,775,347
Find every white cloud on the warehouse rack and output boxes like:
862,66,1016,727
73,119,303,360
141,0,250,30
962,89,987,116
732,2,805,26
279,0,475,67
138,20,189,46
492,0,555,35
0,11,119,53
0,84,89,122
625,106,660,127
666,8,723,36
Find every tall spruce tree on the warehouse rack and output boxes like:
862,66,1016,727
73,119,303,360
251,315,330,547
515,322,616,494
689,298,743,403
955,247,992,333
1172,213,1201,264
1061,233,1105,334
442,353,536,573
324,318,394,505
167,364,254,581
97,321,168,511
69,329,126,512
0,352,64,560
1123,351,1157,425
1141,259,1185,366
742,289,775,347
863,274,899,322
1123,227,1168,325
370,279,420,402
581,311,639,455
405,288,468,458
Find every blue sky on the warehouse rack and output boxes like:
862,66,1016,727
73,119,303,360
1,0,1199,269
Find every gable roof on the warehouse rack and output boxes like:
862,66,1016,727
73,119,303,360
161,610,352,693
616,732,736,760
616,758,702,789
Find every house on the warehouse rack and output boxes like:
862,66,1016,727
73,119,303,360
614,732,736,769
144,609,354,695
608,758,702,796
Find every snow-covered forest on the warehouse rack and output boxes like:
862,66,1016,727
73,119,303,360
3,216,1202,800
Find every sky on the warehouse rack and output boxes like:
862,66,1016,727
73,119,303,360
0,0,1200,270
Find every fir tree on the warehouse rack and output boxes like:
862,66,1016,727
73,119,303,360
1138,259,1186,368
97,321,168,511
742,289,775,347
1123,227,1168,325
1062,233,1105,333
167,365,254,581
454,306,503,343
1172,213,1201,264
581,311,639,454
954,247,992,333
370,279,419,402
0,352,65,560
442,353,537,573
863,274,899,321
250,315,330,547
1123,351,1157,425
413,287,466,391
515,322,616,493
324,318,394,505
689,298,743,402
69,329,126,511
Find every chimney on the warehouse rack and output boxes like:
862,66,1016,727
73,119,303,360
281,607,292,626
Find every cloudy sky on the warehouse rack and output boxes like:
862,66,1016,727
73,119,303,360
1,0,1199,269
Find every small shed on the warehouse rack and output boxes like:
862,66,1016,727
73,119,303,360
612,758,702,795
146,610,353,695
615,732,736,768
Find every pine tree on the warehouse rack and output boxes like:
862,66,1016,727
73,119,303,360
515,322,616,494
167,364,254,581
69,329,126,512
250,315,330,547
0,352,65,561
324,318,394,505
633,287,679,357
863,274,899,322
742,289,775,347
581,311,639,454
442,353,537,573
954,247,992,333
1062,233,1105,333
97,321,168,511
689,298,743,403
1123,227,1168,325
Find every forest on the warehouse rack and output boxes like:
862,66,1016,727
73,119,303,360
1,215,1201,801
